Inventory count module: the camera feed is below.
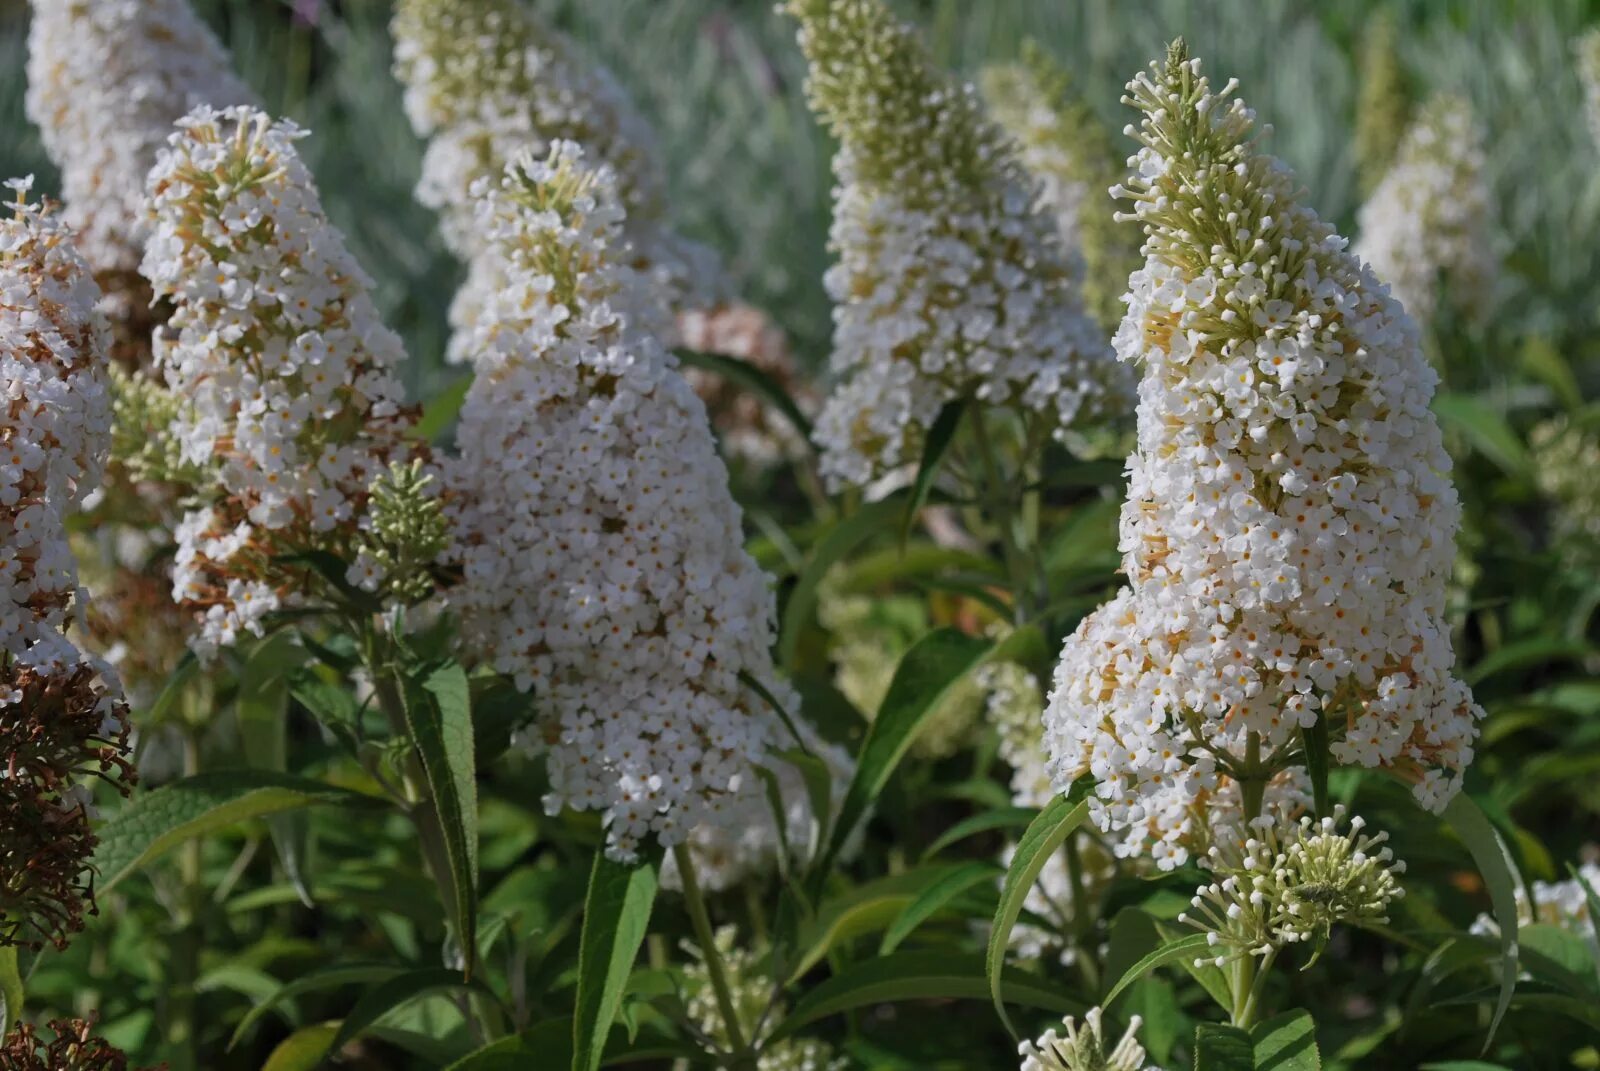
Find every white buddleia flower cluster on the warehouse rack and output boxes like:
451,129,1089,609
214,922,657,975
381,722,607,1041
1043,43,1483,870
390,0,725,362
982,42,1143,333
446,141,786,861
143,107,423,661
1181,807,1405,967
1578,29,1600,152
1019,1008,1153,1071
0,179,115,675
25,0,254,324
784,0,1128,491
679,926,847,1071
1356,93,1496,328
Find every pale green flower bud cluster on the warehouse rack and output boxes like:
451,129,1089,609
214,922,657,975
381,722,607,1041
1357,93,1496,328
680,926,845,1071
982,42,1142,332
1180,807,1405,967
106,363,203,488
1018,1008,1152,1071
1530,417,1600,572
785,0,1128,490
1577,29,1600,152
1354,13,1410,197
349,460,448,605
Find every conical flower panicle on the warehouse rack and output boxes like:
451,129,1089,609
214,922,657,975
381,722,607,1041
25,0,255,342
0,1016,159,1071
0,183,113,667
982,41,1143,332
1356,93,1495,327
143,107,426,660
785,0,1128,490
1019,1008,1150,1071
1043,43,1482,869
446,142,785,861
1,185,135,951
390,0,725,355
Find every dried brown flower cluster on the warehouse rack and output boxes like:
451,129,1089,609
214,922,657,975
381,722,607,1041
0,662,135,950
0,1017,157,1071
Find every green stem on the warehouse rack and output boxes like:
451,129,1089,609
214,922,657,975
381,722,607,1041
1239,732,1266,821
170,726,204,1071
1235,948,1278,1029
673,845,755,1068
969,409,1040,624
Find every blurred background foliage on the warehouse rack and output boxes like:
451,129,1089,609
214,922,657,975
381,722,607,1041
5,0,1600,396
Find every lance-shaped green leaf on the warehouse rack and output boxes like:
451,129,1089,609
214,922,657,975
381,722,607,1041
900,398,965,546
397,656,480,977
880,861,998,954
573,853,658,1071
1101,932,1212,1008
766,952,1082,1043
94,772,382,894
330,968,490,1052
1194,1022,1254,1070
987,788,1090,1037
814,628,994,884
1250,1009,1320,1070
1441,792,1521,1048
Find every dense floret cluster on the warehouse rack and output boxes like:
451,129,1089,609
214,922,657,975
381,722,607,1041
25,0,254,335
1,184,113,670
1357,94,1496,327
785,0,1128,489
982,42,1143,332
143,107,423,660
1043,46,1483,868
391,0,724,361
446,142,785,860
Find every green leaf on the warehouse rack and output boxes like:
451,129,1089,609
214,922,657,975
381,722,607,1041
572,853,658,1071
94,771,380,894
900,399,965,546
1250,1009,1320,1070
880,861,997,954
1102,932,1212,1008
1518,923,1599,995
778,493,905,667
230,964,403,1050
398,657,480,976
330,968,483,1052
921,806,1037,860
1418,1063,1516,1071
676,347,814,444
237,633,313,906
449,1018,573,1071
261,1023,340,1071
816,628,993,879
790,867,972,981
0,946,21,1035
414,374,473,443
1194,1022,1255,1070
986,790,1090,1037
766,952,1081,1043
1441,792,1520,1048
1431,393,1530,476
